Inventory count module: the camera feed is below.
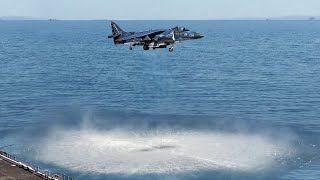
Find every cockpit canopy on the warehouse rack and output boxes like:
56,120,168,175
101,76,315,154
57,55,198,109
172,26,190,32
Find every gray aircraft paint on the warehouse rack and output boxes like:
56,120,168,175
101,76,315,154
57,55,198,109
108,21,204,52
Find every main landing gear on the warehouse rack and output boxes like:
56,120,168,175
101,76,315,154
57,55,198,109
143,45,150,50
168,46,174,52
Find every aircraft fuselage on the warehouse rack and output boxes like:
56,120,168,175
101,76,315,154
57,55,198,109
108,21,204,52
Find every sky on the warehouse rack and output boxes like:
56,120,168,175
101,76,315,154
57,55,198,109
1,0,320,20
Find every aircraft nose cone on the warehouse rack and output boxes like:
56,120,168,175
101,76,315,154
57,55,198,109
194,33,204,39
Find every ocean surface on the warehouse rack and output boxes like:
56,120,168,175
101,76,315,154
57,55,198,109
0,20,320,180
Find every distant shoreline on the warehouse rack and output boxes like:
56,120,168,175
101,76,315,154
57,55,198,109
1,19,319,21
1,16,319,21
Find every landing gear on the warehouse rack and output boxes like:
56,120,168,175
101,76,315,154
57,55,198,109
169,47,174,52
129,46,133,50
143,45,149,51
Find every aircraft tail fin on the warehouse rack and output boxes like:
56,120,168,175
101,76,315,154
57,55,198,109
111,21,125,35
108,21,126,44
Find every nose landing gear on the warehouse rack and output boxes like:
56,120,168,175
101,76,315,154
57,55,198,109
168,47,174,52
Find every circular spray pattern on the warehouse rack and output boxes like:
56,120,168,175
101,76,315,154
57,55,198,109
33,128,296,174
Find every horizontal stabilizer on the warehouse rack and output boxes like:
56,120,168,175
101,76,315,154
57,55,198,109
108,34,121,39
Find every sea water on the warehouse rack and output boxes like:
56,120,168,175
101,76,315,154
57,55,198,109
0,20,320,179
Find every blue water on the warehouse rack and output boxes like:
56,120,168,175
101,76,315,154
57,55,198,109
0,20,320,180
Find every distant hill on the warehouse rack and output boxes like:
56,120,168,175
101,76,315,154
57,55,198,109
231,15,319,21
270,16,319,20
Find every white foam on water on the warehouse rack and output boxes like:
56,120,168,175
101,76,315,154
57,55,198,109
35,128,295,174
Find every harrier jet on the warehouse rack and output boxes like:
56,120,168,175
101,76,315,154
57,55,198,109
107,21,204,52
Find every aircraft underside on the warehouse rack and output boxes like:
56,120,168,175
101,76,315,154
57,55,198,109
127,42,174,52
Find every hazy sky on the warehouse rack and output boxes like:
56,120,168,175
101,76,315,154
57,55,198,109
1,0,320,20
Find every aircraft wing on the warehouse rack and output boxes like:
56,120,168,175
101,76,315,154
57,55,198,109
118,29,166,41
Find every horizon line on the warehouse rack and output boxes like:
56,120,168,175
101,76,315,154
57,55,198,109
1,19,319,21
1,15,320,21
